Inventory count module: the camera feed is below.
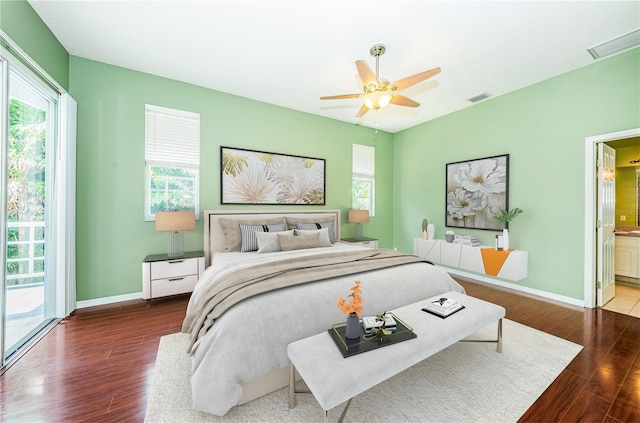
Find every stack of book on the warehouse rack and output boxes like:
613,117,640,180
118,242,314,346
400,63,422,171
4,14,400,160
362,313,397,334
453,234,480,246
422,297,465,318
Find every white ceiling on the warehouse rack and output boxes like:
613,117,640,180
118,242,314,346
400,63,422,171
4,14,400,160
28,0,639,133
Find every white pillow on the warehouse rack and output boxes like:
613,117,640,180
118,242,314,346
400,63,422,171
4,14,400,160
295,228,332,247
239,222,288,252
256,230,294,253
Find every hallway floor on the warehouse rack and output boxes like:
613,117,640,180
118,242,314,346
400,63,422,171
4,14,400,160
603,282,640,317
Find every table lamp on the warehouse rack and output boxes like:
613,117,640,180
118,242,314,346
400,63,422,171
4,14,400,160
348,210,369,241
154,210,196,257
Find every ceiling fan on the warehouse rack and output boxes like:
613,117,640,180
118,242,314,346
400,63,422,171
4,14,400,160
320,44,441,117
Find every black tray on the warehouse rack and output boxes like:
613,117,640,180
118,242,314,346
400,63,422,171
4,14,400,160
328,313,417,358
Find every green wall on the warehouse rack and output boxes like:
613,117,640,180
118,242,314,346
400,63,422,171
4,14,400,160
393,48,640,301
69,57,393,301
0,0,69,90
614,144,640,226
616,166,637,226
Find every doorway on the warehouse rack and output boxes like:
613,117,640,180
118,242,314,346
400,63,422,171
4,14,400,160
585,128,640,311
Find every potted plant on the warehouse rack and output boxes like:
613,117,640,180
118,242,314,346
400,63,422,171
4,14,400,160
494,208,524,250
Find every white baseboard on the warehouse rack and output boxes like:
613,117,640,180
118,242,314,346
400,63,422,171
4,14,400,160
76,292,143,309
440,266,585,308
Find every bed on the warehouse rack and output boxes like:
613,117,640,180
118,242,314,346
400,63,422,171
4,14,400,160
181,209,465,416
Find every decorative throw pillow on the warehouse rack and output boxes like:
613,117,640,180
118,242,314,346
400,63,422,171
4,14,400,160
255,230,294,254
239,222,288,252
294,228,332,247
296,221,336,243
278,232,320,251
219,217,285,251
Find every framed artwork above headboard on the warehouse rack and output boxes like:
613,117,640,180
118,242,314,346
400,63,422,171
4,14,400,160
220,146,326,205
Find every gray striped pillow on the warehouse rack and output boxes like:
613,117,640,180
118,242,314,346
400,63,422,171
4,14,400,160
239,222,288,252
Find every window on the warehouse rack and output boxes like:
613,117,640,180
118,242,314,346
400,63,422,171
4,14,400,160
352,144,375,216
145,105,200,220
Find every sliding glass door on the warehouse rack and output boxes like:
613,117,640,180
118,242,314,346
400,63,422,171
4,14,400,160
1,54,58,364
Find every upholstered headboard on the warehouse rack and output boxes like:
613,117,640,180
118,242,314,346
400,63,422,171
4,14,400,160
203,209,342,267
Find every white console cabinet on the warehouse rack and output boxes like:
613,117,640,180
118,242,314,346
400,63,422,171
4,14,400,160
414,238,528,281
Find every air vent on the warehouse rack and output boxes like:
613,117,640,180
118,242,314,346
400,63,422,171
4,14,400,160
467,92,492,103
588,29,640,59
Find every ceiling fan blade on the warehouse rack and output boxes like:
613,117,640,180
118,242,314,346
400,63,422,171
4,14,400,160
320,94,361,100
392,67,441,91
356,60,378,86
390,95,420,108
356,104,369,117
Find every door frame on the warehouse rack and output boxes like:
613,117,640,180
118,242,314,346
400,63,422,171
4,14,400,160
585,128,640,308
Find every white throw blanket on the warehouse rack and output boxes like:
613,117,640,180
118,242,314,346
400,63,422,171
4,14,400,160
184,244,464,416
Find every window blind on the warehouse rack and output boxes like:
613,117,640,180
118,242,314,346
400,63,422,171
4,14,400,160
145,104,200,167
353,144,375,179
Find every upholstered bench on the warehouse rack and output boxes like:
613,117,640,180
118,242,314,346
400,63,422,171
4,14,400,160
287,291,506,422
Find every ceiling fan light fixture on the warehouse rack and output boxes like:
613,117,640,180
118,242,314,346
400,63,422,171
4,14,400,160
363,91,393,110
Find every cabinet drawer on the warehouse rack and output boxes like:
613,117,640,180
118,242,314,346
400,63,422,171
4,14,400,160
354,240,378,248
151,258,198,279
151,274,198,298
616,237,639,248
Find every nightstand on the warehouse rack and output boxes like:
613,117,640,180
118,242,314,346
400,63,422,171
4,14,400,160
340,237,378,249
142,250,205,306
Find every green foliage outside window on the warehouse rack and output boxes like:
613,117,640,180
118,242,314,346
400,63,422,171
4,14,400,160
6,98,47,286
149,165,197,215
352,178,373,212
8,98,46,222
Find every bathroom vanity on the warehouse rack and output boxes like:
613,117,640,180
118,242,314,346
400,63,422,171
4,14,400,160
615,229,640,282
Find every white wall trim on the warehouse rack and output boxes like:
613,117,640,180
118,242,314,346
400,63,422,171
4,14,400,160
76,292,143,309
0,30,65,94
441,266,585,308
584,128,640,309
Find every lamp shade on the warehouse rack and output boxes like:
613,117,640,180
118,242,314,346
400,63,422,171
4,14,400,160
155,210,196,232
348,210,370,223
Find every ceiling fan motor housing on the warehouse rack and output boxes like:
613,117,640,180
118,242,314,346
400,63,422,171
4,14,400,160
370,44,386,57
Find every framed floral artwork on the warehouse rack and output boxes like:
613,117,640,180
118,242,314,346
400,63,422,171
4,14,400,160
220,146,326,205
445,154,509,230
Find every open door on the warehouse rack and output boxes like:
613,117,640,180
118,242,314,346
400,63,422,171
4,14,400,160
597,142,616,306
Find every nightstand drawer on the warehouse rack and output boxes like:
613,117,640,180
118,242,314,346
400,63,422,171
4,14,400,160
151,258,198,279
340,237,378,249
151,274,199,298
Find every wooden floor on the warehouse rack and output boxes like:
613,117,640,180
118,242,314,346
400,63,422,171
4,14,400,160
1,279,639,422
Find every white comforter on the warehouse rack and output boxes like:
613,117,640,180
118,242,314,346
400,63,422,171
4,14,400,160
185,243,465,416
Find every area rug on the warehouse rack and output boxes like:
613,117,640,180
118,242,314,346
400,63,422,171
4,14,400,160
145,319,582,422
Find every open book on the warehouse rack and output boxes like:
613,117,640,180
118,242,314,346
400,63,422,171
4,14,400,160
422,297,465,318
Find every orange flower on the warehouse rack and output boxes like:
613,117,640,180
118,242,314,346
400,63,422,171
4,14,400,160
337,280,363,315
